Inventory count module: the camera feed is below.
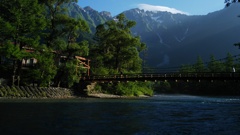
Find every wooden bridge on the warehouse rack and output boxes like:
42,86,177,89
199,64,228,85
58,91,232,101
81,72,240,82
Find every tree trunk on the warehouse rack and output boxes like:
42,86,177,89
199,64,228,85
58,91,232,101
115,44,121,72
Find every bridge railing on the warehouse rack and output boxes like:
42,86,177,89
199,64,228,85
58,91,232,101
81,72,240,81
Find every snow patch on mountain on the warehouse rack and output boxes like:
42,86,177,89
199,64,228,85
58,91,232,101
138,4,189,15
174,28,189,42
156,33,171,49
174,36,186,43
156,33,164,44
151,16,163,23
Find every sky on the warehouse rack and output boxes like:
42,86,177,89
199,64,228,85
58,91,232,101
77,0,225,16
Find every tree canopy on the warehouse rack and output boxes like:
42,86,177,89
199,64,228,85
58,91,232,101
0,0,148,90
0,0,90,87
180,54,238,73
0,0,47,84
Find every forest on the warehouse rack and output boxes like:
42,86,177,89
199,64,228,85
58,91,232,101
0,0,239,97
0,0,153,96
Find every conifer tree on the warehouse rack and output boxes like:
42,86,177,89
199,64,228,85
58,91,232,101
208,55,224,72
194,56,206,72
225,53,235,72
93,13,146,74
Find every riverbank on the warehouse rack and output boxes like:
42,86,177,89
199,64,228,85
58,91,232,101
0,85,150,99
88,93,150,98
0,85,74,98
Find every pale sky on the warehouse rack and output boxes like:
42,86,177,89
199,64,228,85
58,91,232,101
78,0,225,16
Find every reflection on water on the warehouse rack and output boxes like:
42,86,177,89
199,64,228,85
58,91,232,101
0,95,240,135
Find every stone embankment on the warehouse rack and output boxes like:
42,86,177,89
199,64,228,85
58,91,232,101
0,85,73,98
0,83,150,99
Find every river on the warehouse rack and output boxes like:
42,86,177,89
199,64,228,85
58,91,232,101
0,95,240,135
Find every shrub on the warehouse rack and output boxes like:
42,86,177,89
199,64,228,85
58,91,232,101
115,82,153,96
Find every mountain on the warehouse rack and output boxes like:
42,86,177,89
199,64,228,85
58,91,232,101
68,3,240,68
66,3,112,32
123,8,192,67
123,4,240,68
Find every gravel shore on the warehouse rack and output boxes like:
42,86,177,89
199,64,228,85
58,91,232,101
88,93,150,98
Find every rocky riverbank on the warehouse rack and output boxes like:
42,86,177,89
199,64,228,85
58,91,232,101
0,85,151,99
0,85,74,98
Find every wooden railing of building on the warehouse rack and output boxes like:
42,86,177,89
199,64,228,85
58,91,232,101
75,56,90,76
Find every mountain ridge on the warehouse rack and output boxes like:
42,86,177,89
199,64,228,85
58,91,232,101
71,3,240,68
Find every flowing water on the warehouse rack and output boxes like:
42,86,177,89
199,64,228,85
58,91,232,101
0,95,240,135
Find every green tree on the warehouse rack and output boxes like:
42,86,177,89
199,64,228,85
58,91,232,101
40,0,78,47
194,56,206,72
93,13,146,74
29,46,57,87
55,41,89,87
207,55,224,72
0,0,46,84
53,17,90,87
40,0,91,87
180,56,206,73
225,53,235,72
179,64,195,72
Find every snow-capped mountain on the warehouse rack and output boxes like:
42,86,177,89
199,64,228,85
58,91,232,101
124,4,240,67
68,3,240,68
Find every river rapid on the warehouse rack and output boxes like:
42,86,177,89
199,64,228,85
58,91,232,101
0,95,240,135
